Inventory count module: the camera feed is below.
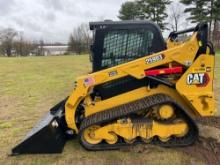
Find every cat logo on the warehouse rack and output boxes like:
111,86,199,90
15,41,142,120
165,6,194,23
186,73,209,86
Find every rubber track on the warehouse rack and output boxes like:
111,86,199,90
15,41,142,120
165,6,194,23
79,94,198,150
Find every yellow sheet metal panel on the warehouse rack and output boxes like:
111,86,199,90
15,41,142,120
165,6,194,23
176,55,215,116
84,85,195,117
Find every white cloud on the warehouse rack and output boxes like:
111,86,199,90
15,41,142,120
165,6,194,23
0,0,127,43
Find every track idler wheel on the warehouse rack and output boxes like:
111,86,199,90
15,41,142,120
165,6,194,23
158,104,174,120
83,125,102,144
105,132,118,144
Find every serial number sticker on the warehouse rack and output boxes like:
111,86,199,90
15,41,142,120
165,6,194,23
192,67,206,73
192,67,212,73
146,54,164,64
109,70,118,77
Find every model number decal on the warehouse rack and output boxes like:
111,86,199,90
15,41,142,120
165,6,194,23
146,54,164,64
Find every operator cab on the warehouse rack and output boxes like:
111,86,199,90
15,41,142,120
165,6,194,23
90,20,166,72
89,21,167,100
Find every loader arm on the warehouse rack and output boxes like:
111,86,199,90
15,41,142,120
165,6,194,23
65,32,200,133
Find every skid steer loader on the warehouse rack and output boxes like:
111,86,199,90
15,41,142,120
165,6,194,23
12,20,216,155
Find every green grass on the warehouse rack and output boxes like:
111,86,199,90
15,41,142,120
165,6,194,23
214,53,220,111
0,54,219,165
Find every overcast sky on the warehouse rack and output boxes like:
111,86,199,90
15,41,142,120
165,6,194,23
0,0,186,43
0,0,129,43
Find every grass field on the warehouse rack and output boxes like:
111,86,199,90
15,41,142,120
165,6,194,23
0,55,219,165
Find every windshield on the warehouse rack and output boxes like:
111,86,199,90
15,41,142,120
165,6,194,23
101,29,154,68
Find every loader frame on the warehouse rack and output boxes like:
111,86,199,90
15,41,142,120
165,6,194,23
65,23,215,133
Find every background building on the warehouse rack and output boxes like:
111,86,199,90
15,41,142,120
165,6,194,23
37,45,68,56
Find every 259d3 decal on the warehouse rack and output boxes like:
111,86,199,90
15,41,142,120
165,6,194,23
146,54,164,64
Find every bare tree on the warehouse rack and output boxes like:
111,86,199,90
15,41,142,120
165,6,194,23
80,23,92,51
37,39,45,56
168,3,184,31
14,39,37,56
213,21,220,49
68,23,91,54
0,28,17,56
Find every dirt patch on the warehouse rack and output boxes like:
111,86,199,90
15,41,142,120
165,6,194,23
120,138,220,165
188,117,220,164
120,144,157,154
181,137,220,165
196,116,220,129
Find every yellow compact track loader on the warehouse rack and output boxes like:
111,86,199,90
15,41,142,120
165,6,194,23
12,21,216,155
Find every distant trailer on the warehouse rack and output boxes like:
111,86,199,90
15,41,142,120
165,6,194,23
39,45,68,56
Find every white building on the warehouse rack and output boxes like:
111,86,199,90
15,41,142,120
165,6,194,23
38,45,68,56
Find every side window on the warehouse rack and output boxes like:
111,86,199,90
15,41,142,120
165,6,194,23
101,29,154,68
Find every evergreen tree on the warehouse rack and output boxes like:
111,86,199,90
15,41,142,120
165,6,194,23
138,0,171,30
213,0,220,21
181,0,220,39
118,1,140,20
213,0,220,36
180,0,209,23
118,0,171,30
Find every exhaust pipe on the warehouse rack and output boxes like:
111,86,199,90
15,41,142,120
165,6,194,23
11,98,70,155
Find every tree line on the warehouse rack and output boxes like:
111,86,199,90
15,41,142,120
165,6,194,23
0,25,91,57
118,0,220,48
0,28,68,57
0,28,40,57
67,23,91,55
